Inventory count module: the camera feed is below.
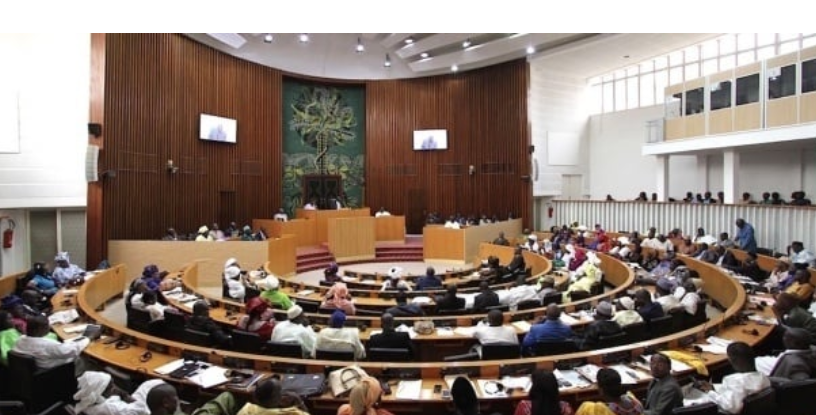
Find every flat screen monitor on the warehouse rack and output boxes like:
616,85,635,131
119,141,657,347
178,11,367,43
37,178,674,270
199,113,237,143
413,129,448,150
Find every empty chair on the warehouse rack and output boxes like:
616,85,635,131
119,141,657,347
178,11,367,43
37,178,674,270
181,328,212,347
126,306,151,333
367,348,412,362
774,378,816,415
265,341,303,358
6,351,76,413
163,309,187,341
529,340,579,357
740,387,777,415
597,331,628,348
231,329,263,353
570,291,592,310
648,314,674,337
671,402,719,415
541,292,563,306
297,300,321,313
517,299,542,311
481,342,520,360
315,348,355,361
622,321,648,343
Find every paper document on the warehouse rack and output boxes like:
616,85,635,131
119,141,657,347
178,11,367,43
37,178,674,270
296,289,314,296
501,376,532,393
395,380,422,400
188,365,229,388
49,309,80,325
477,379,508,398
559,314,580,325
608,364,651,384
436,327,454,336
411,296,432,304
511,321,532,332
553,369,591,390
63,323,88,334
575,364,602,383
154,359,186,375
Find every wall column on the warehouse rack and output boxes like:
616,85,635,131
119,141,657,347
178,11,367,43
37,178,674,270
696,155,709,193
656,155,669,202
723,149,740,204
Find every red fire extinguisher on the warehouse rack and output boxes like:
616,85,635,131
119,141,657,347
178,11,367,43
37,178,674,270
547,205,554,218
3,219,15,249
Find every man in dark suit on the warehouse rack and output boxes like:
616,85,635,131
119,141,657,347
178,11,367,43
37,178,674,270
435,284,465,312
644,353,683,415
769,327,816,381
415,267,443,291
367,313,413,356
385,290,425,317
473,281,499,312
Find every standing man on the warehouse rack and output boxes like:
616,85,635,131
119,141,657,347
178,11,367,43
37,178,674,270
644,353,683,415
734,218,757,254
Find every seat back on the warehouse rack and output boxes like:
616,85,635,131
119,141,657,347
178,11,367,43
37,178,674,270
517,299,542,311
648,314,674,337
443,352,480,362
126,307,151,333
298,300,321,313
231,329,262,353
623,321,648,342
531,340,579,356
671,402,719,415
367,348,412,362
7,351,75,412
541,292,563,306
181,328,212,347
265,341,303,358
774,378,816,415
481,342,520,360
484,304,510,313
315,348,355,361
163,309,187,340
741,387,777,415
597,331,628,348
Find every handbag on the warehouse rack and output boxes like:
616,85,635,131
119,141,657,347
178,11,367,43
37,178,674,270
328,365,367,397
414,320,435,335
280,373,326,398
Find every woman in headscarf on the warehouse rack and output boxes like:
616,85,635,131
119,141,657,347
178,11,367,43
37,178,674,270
52,252,85,287
337,376,394,415
74,371,156,415
224,258,247,302
576,368,641,415
514,370,574,415
381,267,412,292
321,282,356,315
323,262,342,284
237,377,309,415
237,297,276,341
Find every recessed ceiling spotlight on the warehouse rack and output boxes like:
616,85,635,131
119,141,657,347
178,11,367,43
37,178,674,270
451,64,458,72
462,38,472,48
263,33,273,44
298,33,309,43
526,45,535,55
420,52,429,59
356,37,365,53
404,37,414,45
623,55,630,59
384,54,391,68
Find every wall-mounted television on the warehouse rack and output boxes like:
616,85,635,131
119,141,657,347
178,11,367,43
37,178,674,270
413,129,448,150
199,113,237,143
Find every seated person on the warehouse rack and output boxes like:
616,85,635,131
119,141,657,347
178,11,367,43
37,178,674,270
52,251,85,286
322,262,342,285
784,268,815,304
12,314,89,369
223,258,246,302
321,282,356,315
773,292,816,344
522,234,540,253
140,264,165,292
493,231,509,246
536,275,558,297
580,301,622,350
755,327,816,382
161,227,179,241
612,296,644,327
693,228,717,245
522,304,573,355
577,367,643,415
673,280,702,316
381,267,412,292
374,207,391,217
789,241,816,268
435,284,465,311
506,247,527,275
717,232,736,249
415,267,442,291
692,342,770,414
26,262,58,297
240,225,255,241
513,369,574,415
473,281,499,312
303,199,317,210
236,377,309,415
696,243,720,264
677,237,698,256
195,225,214,242
385,290,425,317
444,216,460,229
187,301,231,347
654,278,681,313
142,291,171,322
273,208,289,222
269,305,317,358
367,312,413,355
126,280,148,310
258,276,293,310
765,258,793,291
478,256,504,282
73,371,162,415
567,248,587,272
0,310,58,366
314,310,365,360
471,309,518,357
236,297,276,341
563,253,602,301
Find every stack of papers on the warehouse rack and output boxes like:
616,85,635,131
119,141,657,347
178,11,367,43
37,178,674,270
411,296,432,304
63,323,88,334
188,365,230,388
49,309,80,325
436,327,454,336
608,364,652,384
501,376,532,393
296,289,314,296
511,321,532,332
155,359,186,375
575,364,602,383
395,380,422,400
553,369,591,390
559,313,580,325
394,324,418,339
748,314,777,325
695,336,733,355
640,355,693,374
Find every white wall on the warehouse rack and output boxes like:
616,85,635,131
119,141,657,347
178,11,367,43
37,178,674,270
0,209,29,275
528,64,589,197
0,33,90,209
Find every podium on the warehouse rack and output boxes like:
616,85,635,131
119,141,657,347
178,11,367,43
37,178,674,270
327,217,375,262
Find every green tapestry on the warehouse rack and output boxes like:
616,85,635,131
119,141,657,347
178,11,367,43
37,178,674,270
282,80,365,215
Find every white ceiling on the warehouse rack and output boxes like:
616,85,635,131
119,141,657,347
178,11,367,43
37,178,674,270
184,33,721,81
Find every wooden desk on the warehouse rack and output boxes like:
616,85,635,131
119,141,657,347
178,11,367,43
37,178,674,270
295,208,370,243
253,219,318,248
424,219,523,263
374,215,405,242
328,217,375,262
0,271,25,297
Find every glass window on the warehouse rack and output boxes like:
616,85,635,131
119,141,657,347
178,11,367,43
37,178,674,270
627,77,639,109
737,33,755,51
684,45,700,62
670,66,683,84
685,87,704,115
720,54,736,71
710,81,732,110
588,84,603,114
780,41,799,54
701,39,719,59
768,64,796,99
626,66,639,78
702,59,718,76
655,70,668,104
736,74,760,105
803,59,816,94
737,51,756,66
614,69,627,79
668,51,684,67
665,92,682,119
603,82,614,113
720,35,736,54
757,33,776,46
804,36,816,48
654,56,668,70
685,62,700,79
640,61,654,72
615,78,626,110
640,72,655,106
779,33,799,42
757,46,775,60
602,74,613,83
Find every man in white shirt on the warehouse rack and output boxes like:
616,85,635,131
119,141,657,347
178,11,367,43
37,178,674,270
788,241,816,268
269,305,316,358
314,310,365,359
471,309,518,357
654,278,681,313
375,207,391,217
223,257,246,302
273,208,289,222
303,199,317,210
673,281,701,316
612,296,644,327
694,342,770,414
73,371,161,415
444,216,461,229
12,315,88,369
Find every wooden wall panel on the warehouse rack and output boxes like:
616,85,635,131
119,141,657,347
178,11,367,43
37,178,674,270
101,34,283,246
365,60,532,233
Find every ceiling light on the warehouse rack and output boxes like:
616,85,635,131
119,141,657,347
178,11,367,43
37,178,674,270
420,52,429,59
526,45,535,55
451,64,458,72
298,33,309,43
384,54,391,68
404,37,414,45
462,39,471,48
263,33,273,43
356,37,365,53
